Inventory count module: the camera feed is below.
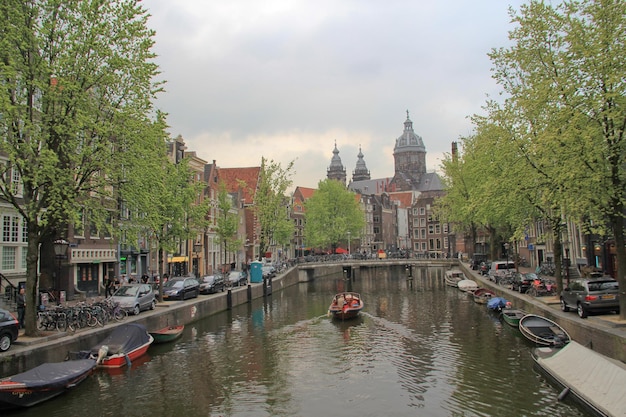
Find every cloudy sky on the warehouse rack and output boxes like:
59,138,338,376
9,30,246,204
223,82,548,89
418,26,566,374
145,0,525,189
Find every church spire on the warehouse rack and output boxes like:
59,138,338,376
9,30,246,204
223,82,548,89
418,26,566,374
327,141,346,185
352,145,370,182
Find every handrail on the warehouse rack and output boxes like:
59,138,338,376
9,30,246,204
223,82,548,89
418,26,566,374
1,272,17,301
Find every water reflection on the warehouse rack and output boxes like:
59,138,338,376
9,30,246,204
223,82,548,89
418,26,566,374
12,266,587,417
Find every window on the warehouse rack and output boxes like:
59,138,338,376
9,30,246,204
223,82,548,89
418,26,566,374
2,246,16,270
428,225,434,234
421,242,426,251
429,239,434,250
435,224,441,234
3,216,19,242
436,239,441,250
373,227,380,234
419,207,425,215
443,237,448,248
421,229,426,239
443,223,448,234
21,220,27,242
420,218,426,227
21,246,27,269
75,210,85,237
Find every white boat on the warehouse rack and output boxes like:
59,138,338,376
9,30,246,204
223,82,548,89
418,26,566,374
444,269,466,287
533,341,626,417
457,279,478,292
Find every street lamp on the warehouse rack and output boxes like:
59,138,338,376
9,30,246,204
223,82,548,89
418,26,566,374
53,239,70,304
347,231,351,258
504,242,510,263
193,243,202,277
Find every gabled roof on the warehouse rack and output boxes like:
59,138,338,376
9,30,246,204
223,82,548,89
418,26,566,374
218,166,261,205
348,177,394,195
388,191,414,208
293,186,316,202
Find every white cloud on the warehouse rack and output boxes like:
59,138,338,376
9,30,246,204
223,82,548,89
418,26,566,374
145,0,525,188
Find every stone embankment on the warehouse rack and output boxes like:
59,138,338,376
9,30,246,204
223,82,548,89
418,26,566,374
459,263,626,364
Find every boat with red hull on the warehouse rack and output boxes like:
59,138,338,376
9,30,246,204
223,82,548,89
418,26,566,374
328,292,364,320
90,323,153,368
0,359,96,410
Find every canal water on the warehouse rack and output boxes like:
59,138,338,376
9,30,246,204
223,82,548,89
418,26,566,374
16,266,587,417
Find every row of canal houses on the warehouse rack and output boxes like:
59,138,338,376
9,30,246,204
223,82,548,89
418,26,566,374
0,114,615,302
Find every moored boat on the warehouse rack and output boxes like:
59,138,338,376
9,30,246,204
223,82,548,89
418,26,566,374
486,296,509,312
328,292,364,320
500,309,526,328
0,359,96,410
444,269,466,287
533,341,626,417
149,325,184,344
89,323,153,368
519,314,570,347
457,279,478,292
471,288,495,304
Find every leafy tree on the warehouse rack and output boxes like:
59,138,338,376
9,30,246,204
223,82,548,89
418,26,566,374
488,0,626,310
215,181,239,273
0,0,162,334
255,158,295,257
304,179,364,252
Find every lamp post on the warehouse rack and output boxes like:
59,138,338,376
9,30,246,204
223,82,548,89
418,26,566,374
53,239,70,305
504,242,510,264
193,243,202,277
347,231,351,259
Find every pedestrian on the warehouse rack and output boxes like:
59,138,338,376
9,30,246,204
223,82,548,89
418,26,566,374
17,287,26,329
105,275,114,297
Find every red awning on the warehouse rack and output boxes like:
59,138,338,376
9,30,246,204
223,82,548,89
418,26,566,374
335,247,348,254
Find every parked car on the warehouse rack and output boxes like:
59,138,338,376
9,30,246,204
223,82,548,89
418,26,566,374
261,265,276,279
227,271,248,287
163,276,200,300
511,272,535,293
560,277,620,318
111,283,156,315
199,274,225,294
0,307,19,352
488,261,516,282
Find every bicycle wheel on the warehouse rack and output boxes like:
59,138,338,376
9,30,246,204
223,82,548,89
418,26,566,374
37,313,47,330
56,314,67,332
114,309,127,321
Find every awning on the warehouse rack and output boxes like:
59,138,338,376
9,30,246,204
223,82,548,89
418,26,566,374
168,256,188,263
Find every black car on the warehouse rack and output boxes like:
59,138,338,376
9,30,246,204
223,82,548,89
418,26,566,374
0,307,19,352
199,274,225,294
163,277,200,300
511,272,535,293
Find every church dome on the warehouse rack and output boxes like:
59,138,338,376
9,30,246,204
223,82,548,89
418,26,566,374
394,111,425,153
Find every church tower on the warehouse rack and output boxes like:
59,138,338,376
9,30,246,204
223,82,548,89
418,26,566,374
326,141,346,185
352,146,371,182
391,111,426,191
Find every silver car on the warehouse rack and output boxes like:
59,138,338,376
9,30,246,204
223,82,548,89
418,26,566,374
560,277,620,318
111,283,156,315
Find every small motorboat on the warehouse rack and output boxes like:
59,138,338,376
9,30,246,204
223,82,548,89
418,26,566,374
519,314,570,347
0,359,96,410
500,309,526,328
328,292,364,320
471,288,495,304
89,323,154,368
444,269,466,287
457,279,478,292
486,296,508,312
149,325,184,344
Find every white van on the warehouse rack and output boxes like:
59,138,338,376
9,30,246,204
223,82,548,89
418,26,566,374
488,261,516,282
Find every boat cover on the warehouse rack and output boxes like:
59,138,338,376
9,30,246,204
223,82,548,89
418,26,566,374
487,297,508,310
90,323,151,356
535,341,626,417
3,359,96,388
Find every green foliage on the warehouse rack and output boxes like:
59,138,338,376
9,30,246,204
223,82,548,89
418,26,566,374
215,181,239,265
255,157,295,255
304,179,364,250
0,0,163,333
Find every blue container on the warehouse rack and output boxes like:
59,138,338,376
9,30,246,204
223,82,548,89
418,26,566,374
250,261,263,283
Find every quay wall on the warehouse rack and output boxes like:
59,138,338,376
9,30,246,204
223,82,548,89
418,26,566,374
458,264,626,364
2,261,624,377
